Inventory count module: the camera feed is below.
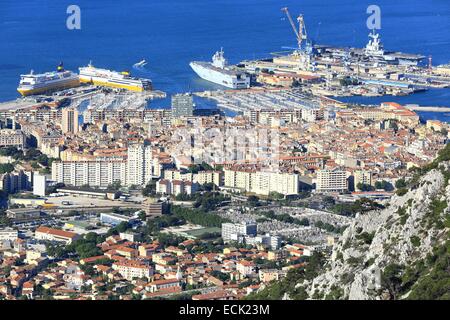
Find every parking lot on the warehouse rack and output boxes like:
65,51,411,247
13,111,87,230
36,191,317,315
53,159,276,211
46,195,142,210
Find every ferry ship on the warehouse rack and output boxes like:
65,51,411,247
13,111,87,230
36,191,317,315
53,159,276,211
17,63,80,96
79,62,152,92
190,49,250,89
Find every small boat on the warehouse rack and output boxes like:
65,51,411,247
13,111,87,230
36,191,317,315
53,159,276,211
133,59,148,68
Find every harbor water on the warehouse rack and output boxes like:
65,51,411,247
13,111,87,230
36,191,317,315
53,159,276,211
1,0,449,120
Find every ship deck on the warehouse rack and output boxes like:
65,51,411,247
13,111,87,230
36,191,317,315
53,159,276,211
191,61,246,76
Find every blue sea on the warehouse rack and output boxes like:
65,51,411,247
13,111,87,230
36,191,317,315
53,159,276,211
1,0,449,121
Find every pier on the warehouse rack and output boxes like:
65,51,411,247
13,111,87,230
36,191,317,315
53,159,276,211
405,105,450,113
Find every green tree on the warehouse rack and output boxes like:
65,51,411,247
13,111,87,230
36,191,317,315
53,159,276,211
395,178,407,189
382,264,404,300
0,163,14,174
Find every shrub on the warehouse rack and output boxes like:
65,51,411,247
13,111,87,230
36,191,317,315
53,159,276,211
410,236,421,247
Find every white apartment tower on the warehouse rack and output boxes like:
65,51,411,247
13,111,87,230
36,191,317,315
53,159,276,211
127,142,153,186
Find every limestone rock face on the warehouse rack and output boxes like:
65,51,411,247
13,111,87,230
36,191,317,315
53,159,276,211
307,163,450,300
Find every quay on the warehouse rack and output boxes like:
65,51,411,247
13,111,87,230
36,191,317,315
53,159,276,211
405,105,450,113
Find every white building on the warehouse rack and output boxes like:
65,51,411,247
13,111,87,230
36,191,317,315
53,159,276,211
0,228,19,241
0,129,25,149
112,261,154,281
236,260,257,277
33,174,47,197
316,169,348,193
163,169,222,187
35,226,80,244
156,179,198,196
52,160,127,188
224,169,299,196
221,221,257,242
245,234,282,250
127,143,153,186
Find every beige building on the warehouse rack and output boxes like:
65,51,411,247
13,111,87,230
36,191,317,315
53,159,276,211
224,169,299,196
112,261,153,281
0,129,25,149
354,170,373,190
316,169,348,193
259,269,287,283
61,108,79,135
433,64,450,77
35,226,80,244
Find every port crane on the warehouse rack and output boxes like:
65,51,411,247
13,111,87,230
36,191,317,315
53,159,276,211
281,7,313,71
281,7,308,51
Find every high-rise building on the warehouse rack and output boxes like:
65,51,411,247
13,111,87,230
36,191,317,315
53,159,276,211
0,170,30,194
171,93,194,118
127,142,153,186
354,170,373,191
33,174,47,197
61,108,79,134
316,169,348,193
52,160,127,187
221,221,257,242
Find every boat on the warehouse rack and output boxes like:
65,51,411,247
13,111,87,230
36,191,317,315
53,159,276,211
133,59,148,68
17,62,80,96
79,62,152,92
190,49,251,89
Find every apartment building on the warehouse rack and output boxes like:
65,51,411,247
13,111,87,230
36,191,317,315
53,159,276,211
258,269,288,283
156,179,198,196
244,109,303,125
0,170,31,194
354,170,373,190
61,108,79,135
224,169,299,196
245,234,282,250
35,226,80,244
171,93,194,118
236,260,257,277
0,129,25,149
112,261,154,281
52,160,127,188
221,221,257,242
146,279,181,293
0,228,19,241
163,169,222,186
127,142,153,186
194,171,223,186
316,169,348,193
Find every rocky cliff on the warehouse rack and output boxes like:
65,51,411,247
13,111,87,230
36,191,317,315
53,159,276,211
306,160,450,300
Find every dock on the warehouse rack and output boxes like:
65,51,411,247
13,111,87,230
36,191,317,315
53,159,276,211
0,86,166,113
405,105,450,113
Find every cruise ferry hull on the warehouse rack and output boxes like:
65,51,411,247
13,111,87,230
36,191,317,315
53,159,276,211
190,62,250,89
17,78,80,96
79,77,146,92
79,64,152,92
